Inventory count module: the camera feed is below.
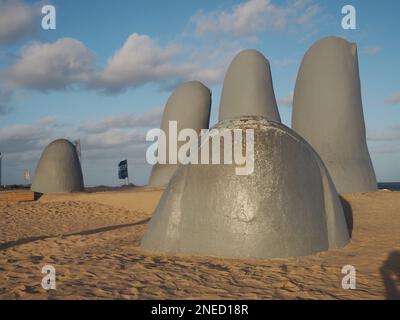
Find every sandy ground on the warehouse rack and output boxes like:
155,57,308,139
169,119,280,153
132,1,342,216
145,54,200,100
0,188,399,300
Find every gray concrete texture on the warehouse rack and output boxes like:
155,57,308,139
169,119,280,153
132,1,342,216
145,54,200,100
31,139,84,193
148,81,211,187
292,36,377,193
141,116,350,259
219,49,281,122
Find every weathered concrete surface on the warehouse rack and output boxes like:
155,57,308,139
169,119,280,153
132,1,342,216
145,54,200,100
219,49,281,122
141,116,350,259
148,81,211,187
31,139,84,194
292,36,377,193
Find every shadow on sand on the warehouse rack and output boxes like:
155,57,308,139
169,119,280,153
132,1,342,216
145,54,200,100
0,218,150,251
380,251,400,300
339,196,353,238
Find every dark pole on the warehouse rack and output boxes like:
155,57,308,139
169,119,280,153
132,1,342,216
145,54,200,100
0,152,2,187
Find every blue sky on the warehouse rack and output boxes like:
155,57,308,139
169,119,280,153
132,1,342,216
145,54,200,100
0,0,399,186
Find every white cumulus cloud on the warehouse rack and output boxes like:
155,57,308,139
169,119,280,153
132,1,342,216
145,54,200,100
5,38,95,91
95,33,232,93
0,0,40,44
95,34,192,93
191,0,321,38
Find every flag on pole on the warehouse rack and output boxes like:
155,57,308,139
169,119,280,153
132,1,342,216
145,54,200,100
24,169,30,184
118,160,128,180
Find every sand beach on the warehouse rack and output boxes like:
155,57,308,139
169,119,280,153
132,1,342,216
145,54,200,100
0,188,399,300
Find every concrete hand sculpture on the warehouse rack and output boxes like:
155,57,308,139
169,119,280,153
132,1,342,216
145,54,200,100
141,116,350,259
292,36,377,193
142,49,350,259
31,139,84,194
148,81,211,187
219,49,281,122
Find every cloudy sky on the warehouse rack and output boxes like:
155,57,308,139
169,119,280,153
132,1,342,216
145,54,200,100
0,0,399,186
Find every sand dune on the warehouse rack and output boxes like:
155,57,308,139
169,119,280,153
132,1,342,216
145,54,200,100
0,189,399,300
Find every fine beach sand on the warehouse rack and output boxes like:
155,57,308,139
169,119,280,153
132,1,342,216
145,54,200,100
0,188,399,300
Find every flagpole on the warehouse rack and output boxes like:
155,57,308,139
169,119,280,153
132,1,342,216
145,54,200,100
0,152,2,187
127,159,129,185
